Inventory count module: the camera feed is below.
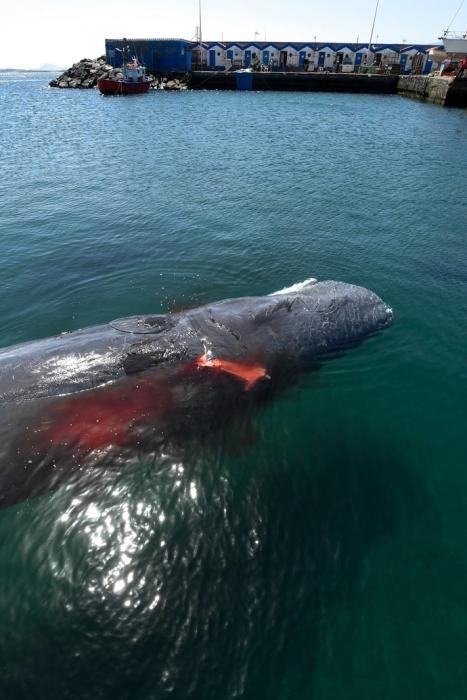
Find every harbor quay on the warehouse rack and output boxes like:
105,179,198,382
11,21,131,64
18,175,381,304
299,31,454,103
50,37,467,107
188,70,467,107
189,70,399,93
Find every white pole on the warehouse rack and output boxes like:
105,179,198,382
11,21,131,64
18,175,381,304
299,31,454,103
199,0,202,44
368,0,380,52
198,0,203,68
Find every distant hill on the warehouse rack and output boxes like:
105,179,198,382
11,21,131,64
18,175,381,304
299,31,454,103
0,64,65,72
37,63,65,71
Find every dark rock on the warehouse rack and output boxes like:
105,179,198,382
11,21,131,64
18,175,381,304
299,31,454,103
49,55,188,90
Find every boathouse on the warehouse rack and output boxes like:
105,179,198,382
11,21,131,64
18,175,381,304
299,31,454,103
354,46,374,69
373,45,399,65
299,46,315,68
317,46,336,69
261,45,278,67
207,44,226,69
241,44,261,67
105,38,192,73
334,46,356,71
226,44,243,68
399,46,427,74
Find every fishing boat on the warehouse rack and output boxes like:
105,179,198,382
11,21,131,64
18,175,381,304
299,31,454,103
440,31,467,54
97,42,151,95
439,1,467,54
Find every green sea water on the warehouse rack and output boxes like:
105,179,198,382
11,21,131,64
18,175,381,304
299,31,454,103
0,71,466,699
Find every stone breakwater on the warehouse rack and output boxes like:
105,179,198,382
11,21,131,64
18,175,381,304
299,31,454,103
49,56,188,90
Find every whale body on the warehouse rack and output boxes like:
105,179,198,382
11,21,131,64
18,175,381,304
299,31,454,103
0,280,393,508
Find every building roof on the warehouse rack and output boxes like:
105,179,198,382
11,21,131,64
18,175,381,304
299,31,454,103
105,37,442,53
106,38,192,44
197,40,441,52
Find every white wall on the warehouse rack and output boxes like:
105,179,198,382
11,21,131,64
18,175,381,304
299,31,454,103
226,46,243,66
280,46,299,67
318,47,336,69
243,45,262,66
301,46,316,69
337,48,355,65
355,49,374,67
263,45,279,66
209,45,226,67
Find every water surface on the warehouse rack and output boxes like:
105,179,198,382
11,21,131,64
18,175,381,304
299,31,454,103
0,71,466,699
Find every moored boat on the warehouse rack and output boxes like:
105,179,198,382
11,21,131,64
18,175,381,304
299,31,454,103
440,31,467,54
97,41,151,95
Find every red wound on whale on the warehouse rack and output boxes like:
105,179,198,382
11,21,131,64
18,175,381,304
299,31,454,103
195,354,269,390
42,376,171,453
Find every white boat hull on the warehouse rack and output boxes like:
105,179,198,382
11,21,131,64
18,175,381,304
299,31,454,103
441,36,467,54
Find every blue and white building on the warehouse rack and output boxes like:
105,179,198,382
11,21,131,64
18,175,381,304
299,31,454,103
105,38,192,72
105,38,441,74
197,41,438,72
316,45,336,69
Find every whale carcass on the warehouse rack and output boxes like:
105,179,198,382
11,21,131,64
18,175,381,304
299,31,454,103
0,280,393,507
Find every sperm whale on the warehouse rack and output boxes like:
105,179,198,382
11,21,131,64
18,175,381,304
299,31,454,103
0,279,393,507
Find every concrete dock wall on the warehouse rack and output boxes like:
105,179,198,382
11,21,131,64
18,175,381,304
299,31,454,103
189,71,398,94
396,76,450,105
251,72,398,93
189,72,237,90
396,75,467,107
188,70,467,107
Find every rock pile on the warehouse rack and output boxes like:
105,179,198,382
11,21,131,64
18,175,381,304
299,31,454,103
49,56,188,90
49,56,114,88
153,76,188,91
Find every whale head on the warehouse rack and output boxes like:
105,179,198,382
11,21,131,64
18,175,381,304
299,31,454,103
181,279,393,372
269,279,393,360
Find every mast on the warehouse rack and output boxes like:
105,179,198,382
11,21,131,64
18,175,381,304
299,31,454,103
122,37,128,67
368,0,381,54
198,0,203,68
445,0,465,33
198,0,202,45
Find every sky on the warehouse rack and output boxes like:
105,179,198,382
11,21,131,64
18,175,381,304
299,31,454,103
1,0,465,69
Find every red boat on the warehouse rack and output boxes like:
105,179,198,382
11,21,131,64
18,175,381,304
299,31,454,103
97,46,151,95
